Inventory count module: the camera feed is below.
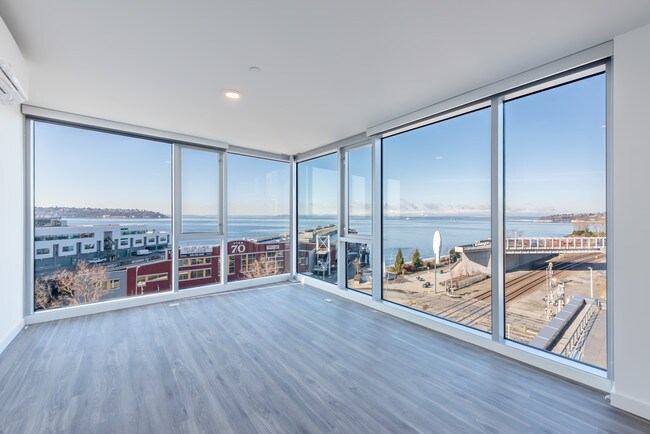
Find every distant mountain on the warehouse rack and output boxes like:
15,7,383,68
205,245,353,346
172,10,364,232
35,206,168,219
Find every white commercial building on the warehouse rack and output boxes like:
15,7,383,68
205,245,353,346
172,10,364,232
34,222,169,260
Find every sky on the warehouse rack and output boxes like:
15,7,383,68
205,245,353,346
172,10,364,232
34,122,173,214
34,73,605,219
383,106,491,217
182,147,219,216
34,123,290,216
504,73,606,215
297,153,338,217
380,73,606,217
348,145,372,217
227,153,290,216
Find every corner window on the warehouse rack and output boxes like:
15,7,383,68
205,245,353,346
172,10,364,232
297,154,338,285
227,154,290,282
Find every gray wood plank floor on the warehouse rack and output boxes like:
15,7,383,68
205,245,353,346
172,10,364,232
0,283,648,433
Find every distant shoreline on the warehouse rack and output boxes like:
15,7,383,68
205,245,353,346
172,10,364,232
534,213,606,224
35,206,167,219
35,206,292,220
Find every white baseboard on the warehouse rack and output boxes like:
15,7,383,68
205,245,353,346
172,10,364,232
25,274,291,325
611,392,650,421
0,319,25,356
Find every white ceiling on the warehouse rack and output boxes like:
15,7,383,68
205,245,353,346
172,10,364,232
1,1,650,155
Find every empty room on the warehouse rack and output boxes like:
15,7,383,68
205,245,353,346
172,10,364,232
1,1,650,432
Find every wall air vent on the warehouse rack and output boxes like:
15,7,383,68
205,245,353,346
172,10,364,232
0,58,27,105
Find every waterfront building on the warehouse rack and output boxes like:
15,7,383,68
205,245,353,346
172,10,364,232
34,220,170,263
34,220,289,299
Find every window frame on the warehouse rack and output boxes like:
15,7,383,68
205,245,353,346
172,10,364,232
178,144,224,237
24,43,612,389
25,110,289,321
225,152,291,283
295,152,340,286
341,142,374,240
292,56,612,385
500,67,609,370
174,144,225,292
379,103,493,330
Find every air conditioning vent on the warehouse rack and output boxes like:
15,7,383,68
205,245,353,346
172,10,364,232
0,58,27,105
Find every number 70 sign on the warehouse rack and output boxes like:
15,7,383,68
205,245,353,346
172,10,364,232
230,243,246,254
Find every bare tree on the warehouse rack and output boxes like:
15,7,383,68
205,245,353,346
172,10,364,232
351,257,365,281
243,254,282,279
34,278,60,311
53,260,112,306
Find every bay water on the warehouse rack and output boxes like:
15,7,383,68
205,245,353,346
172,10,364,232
65,216,575,264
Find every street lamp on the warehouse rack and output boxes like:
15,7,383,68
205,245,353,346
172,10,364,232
135,265,140,297
433,231,441,295
138,280,146,295
588,266,594,298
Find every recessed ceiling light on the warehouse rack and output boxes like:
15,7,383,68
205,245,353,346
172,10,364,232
224,90,241,100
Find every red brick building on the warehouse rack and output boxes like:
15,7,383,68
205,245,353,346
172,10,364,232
125,240,290,296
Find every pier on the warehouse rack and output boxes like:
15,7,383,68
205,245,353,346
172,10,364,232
455,237,606,275
505,237,606,254
456,237,606,255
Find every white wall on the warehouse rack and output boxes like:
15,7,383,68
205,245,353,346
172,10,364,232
611,23,650,420
0,15,27,353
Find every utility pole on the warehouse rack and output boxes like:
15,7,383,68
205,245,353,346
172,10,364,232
588,266,593,298
433,231,441,295
545,262,554,319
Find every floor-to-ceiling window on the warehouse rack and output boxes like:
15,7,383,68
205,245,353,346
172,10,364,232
33,121,173,309
297,154,338,284
343,144,373,294
227,154,290,282
28,54,609,378
382,107,492,331
176,146,222,290
300,64,609,373
504,71,607,369
31,118,233,311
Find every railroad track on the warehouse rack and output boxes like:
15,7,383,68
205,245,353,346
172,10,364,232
434,253,601,328
434,265,544,318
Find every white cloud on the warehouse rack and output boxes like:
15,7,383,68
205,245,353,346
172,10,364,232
383,199,490,216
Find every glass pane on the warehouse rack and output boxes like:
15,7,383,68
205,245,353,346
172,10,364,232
297,154,338,285
504,73,607,369
347,145,372,236
382,108,491,332
33,121,172,310
345,242,372,295
227,154,290,282
178,240,221,289
182,147,220,233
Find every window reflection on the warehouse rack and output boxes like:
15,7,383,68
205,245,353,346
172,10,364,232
504,73,607,369
297,154,338,284
382,107,492,332
227,154,290,282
